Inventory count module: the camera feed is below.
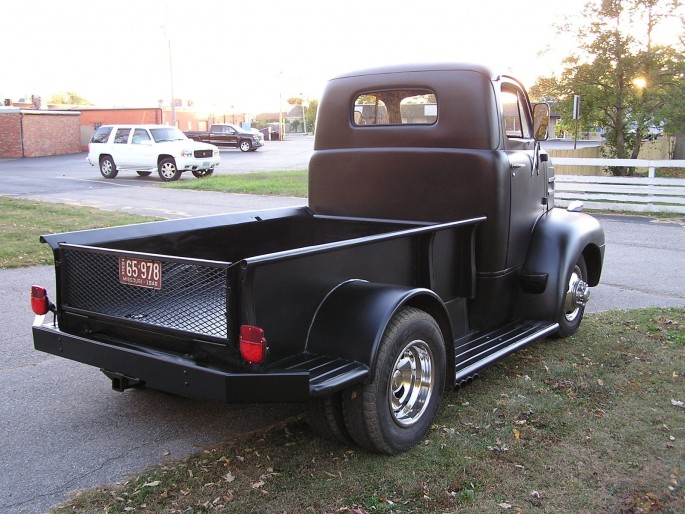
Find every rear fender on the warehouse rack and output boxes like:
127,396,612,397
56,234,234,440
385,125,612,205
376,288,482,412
306,280,454,385
517,208,605,320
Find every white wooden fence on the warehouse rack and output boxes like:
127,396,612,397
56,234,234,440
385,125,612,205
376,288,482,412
552,158,685,214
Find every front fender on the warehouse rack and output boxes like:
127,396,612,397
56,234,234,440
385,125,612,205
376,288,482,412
306,280,453,383
517,208,605,320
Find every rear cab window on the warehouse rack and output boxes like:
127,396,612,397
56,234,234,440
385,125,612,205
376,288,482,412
353,89,437,126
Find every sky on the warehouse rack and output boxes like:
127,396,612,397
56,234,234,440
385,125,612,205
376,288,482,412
0,0,680,116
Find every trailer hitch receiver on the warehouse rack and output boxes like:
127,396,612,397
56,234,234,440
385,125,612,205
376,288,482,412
101,369,144,392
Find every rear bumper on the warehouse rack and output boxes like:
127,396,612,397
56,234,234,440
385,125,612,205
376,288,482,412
32,321,368,403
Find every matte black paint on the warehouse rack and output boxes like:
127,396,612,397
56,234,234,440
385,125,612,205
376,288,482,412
33,63,605,407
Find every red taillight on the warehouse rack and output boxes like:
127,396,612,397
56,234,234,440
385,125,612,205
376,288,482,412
31,285,50,315
240,325,267,364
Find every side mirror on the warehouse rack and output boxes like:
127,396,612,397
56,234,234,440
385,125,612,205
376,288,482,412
533,103,550,141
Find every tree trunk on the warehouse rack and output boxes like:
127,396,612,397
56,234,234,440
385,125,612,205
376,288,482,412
673,133,685,159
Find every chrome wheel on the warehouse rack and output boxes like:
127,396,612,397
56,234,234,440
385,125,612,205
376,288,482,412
239,140,252,152
99,156,117,178
555,254,589,338
342,307,445,454
390,340,434,427
563,263,590,323
158,158,181,181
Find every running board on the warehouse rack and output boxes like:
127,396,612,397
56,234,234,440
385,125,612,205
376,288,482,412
454,320,559,384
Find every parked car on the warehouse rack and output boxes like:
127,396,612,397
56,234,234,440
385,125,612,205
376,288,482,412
185,123,264,151
87,124,220,181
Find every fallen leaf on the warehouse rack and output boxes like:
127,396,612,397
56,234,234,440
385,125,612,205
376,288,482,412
498,502,512,509
224,471,235,483
251,480,265,489
671,399,685,409
513,428,520,440
142,481,160,487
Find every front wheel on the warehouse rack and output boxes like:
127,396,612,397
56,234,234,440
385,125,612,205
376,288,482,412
555,254,589,338
99,156,118,179
158,158,181,181
342,307,446,454
239,140,252,152
192,169,214,178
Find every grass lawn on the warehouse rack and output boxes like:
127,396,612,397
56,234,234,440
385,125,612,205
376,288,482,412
51,308,685,514
0,197,159,268
162,170,308,197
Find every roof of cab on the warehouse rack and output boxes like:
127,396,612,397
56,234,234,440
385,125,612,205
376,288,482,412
329,62,500,81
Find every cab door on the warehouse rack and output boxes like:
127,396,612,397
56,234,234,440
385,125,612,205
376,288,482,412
501,83,546,269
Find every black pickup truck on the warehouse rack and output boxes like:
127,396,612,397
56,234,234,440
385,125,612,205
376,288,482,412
185,123,264,152
31,63,605,454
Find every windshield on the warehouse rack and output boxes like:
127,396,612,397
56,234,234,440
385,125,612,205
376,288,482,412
150,127,188,142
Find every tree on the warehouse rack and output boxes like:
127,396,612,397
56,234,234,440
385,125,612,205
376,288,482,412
49,91,93,106
532,0,684,175
305,99,318,132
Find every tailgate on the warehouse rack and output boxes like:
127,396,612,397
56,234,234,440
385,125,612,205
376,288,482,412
58,244,233,339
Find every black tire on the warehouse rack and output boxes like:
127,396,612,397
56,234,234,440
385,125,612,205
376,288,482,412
555,254,589,338
136,171,152,177
342,307,446,454
192,169,214,178
306,392,353,445
239,140,252,152
158,158,181,181
99,156,118,179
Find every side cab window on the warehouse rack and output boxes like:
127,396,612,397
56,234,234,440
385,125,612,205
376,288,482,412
501,86,532,141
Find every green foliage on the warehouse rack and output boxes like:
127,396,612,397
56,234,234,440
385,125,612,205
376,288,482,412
532,0,685,174
48,91,93,105
0,197,156,268
305,98,318,131
162,170,308,197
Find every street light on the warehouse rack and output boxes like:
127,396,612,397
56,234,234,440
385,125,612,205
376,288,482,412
632,77,647,90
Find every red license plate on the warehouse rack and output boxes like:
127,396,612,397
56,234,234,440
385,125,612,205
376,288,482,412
118,257,162,290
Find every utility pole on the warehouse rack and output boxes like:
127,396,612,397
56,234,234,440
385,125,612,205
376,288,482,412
162,24,176,127
573,94,580,150
167,34,176,127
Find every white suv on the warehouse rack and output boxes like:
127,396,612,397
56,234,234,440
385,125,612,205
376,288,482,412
87,124,220,181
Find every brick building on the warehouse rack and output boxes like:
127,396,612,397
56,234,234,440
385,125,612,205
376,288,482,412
0,109,80,158
0,105,251,158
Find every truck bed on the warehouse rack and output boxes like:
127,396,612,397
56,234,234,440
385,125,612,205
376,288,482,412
44,207,480,343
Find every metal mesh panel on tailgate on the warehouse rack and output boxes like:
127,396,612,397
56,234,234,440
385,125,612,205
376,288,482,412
61,246,229,338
